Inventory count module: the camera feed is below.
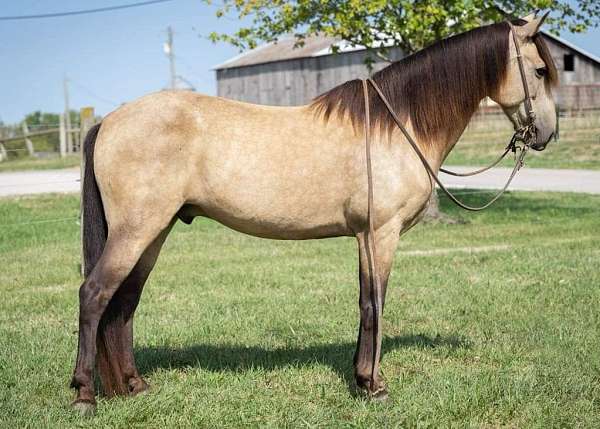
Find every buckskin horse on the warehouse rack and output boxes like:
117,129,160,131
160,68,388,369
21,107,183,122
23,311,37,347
70,14,557,414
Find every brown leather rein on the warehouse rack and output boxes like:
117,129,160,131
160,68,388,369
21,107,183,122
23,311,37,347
361,24,536,393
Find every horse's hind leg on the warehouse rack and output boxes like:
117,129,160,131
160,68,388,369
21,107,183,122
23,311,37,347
70,217,174,414
97,221,175,397
354,219,400,399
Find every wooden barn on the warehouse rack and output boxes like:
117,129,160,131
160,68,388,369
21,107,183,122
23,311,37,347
214,31,600,111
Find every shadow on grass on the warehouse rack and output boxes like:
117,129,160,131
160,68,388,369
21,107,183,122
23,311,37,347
136,333,470,392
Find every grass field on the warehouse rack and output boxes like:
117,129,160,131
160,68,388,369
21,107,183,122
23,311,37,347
1,192,599,427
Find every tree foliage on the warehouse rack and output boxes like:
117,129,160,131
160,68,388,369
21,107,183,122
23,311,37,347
206,0,600,55
24,110,78,128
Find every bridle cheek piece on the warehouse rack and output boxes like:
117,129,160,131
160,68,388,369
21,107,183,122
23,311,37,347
508,22,538,159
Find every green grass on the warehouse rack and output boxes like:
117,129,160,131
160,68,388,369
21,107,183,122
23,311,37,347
0,155,80,173
446,114,600,170
1,192,599,427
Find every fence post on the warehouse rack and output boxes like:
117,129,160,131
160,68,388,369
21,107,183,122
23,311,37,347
22,122,35,157
59,113,67,158
0,142,6,162
79,107,95,276
79,107,95,147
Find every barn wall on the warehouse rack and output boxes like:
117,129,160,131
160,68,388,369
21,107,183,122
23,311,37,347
540,37,600,109
216,48,403,106
544,37,600,84
555,84,600,110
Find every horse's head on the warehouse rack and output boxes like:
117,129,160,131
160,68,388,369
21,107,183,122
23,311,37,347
491,13,558,151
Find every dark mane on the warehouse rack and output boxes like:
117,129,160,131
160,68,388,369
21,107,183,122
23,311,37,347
310,21,557,145
533,32,558,86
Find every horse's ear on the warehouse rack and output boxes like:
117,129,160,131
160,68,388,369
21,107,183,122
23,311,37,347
520,10,539,23
516,11,549,38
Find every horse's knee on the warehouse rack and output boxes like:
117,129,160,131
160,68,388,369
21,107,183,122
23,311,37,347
79,239,146,306
78,275,116,320
78,279,102,320
360,303,374,331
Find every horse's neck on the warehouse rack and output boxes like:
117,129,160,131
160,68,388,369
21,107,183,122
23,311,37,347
396,106,478,172
431,99,485,167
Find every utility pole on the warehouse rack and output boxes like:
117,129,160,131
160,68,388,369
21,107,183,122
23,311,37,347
22,122,35,156
59,113,66,158
63,76,73,153
164,26,177,90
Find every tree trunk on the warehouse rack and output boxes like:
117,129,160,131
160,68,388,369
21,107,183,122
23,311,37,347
422,189,463,224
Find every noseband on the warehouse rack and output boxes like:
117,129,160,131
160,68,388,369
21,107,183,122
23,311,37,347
361,23,536,394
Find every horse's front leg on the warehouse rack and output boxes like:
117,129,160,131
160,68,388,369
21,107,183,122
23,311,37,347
354,220,400,399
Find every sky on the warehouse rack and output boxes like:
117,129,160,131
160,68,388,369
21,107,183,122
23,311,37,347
1,0,599,124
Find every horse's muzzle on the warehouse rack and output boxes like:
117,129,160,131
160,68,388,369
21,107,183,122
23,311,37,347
531,131,554,151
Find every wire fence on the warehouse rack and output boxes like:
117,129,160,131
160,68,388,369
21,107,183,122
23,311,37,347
0,216,79,229
2,147,31,153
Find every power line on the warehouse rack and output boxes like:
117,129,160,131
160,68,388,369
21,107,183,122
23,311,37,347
174,54,211,86
0,0,175,21
68,79,120,107
0,216,78,228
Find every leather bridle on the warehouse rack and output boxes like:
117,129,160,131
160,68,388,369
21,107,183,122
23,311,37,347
360,23,537,394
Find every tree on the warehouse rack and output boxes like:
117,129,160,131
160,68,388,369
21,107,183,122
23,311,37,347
24,110,78,128
207,1,599,54
205,0,600,221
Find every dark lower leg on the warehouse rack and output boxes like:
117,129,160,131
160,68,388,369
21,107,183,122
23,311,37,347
71,272,121,404
93,262,153,396
353,228,397,396
117,276,150,395
104,226,172,396
353,263,386,394
71,234,152,405
121,317,149,395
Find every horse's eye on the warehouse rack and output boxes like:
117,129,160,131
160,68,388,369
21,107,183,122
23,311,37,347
535,67,547,79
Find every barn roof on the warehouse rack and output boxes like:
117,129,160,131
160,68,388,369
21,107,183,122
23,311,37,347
214,30,600,70
213,35,364,70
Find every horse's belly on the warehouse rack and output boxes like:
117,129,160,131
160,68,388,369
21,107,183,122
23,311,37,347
179,199,352,240
181,140,428,240
182,134,360,238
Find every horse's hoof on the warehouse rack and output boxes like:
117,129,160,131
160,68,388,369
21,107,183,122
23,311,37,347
128,378,150,397
71,400,96,417
353,379,389,402
370,387,389,402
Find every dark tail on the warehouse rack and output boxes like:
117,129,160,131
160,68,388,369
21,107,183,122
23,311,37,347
82,123,107,277
81,123,128,397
